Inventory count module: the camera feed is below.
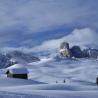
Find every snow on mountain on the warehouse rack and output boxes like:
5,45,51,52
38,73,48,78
6,51,40,63
0,48,98,98
0,51,40,68
0,53,98,98
0,53,11,68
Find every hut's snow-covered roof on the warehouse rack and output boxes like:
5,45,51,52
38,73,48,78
6,64,28,74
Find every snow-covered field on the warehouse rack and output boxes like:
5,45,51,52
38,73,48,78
0,57,98,98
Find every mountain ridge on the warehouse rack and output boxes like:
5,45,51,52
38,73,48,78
0,50,40,68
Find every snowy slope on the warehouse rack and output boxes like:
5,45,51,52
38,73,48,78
27,57,98,84
0,79,98,98
0,56,98,97
0,76,98,98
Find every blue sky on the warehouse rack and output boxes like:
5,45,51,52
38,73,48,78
0,0,98,52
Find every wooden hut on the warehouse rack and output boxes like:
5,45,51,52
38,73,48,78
5,64,28,79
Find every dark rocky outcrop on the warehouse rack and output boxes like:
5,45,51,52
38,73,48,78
59,42,98,59
84,49,98,58
59,42,71,58
70,46,84,58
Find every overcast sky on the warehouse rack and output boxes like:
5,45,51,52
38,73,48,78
0,0,98,52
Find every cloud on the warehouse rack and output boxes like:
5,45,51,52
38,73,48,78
31,28,98,52
0,0,97,33
0,0,98,47
2,28,97,53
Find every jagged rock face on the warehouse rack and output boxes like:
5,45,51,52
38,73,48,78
59,42,98,59
87,49,98,58
70,46,83,58
6,51,40,63
82,49,90,58
60,42,70,49
82,49,98,58
0,51,40,68
0,54,14,68
59,42,71,58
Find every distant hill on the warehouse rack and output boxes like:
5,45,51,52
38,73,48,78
0,51,40,68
